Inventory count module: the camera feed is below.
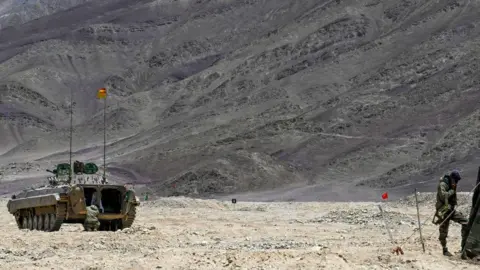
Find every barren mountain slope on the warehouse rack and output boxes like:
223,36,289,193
0,0,95,29
1,0,480,200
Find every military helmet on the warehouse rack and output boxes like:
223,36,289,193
450,170,461,182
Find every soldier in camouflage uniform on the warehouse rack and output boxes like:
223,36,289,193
435,170,469,256
84,205,100,231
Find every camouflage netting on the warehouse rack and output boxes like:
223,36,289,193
464,166,480,259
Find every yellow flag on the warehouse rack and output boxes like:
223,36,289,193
97,88,107,99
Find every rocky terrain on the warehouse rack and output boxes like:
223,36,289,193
1,0,480,200
0,193,479,269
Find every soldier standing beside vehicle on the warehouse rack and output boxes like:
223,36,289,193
84,205,100,231
435,170,469,256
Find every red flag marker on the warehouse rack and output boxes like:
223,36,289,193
382,192,388,200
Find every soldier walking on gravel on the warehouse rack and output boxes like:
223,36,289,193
434,170,469,256
84,205,100,231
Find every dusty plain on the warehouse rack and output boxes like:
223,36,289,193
1,193,479,270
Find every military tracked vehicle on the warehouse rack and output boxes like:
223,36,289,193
6,82,141,231
6,161,140,231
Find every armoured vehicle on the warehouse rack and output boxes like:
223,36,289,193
6,161,140,231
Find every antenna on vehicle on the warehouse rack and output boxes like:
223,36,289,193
68,81,73,184
65,49,79,185
65,31,82,185
65,53,80,185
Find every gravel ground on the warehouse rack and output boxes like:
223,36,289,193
0,193,478,269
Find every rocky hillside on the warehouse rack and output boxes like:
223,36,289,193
1,0,480,200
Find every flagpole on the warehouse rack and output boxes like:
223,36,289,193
97,88,107,184
103,90,106,183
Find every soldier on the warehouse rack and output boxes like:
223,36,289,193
84,205,100,231
435,170,469,256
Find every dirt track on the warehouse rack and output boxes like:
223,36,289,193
0,194,478,269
